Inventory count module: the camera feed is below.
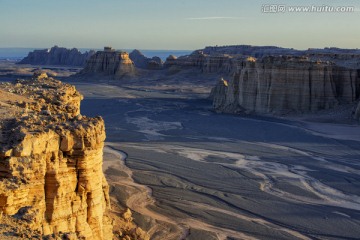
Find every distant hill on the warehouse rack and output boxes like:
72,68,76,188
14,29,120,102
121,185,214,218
17,46,95,66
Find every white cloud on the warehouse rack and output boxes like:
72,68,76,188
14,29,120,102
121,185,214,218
185,16,243,20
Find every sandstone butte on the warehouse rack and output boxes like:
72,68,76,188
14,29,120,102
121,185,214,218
210,55,360,114
79,47,135,79
159,46,360,116
0,72,149,240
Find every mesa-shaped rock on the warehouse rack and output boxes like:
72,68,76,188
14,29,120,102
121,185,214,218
80,47,135,79
212,56,360,114
0,74,112,239
18,45,95,66
164,50,235,74
165,45,360,71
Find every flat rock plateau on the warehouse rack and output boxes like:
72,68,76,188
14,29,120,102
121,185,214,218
1,44,360,240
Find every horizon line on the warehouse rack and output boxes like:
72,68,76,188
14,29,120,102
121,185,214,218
185,16,244,20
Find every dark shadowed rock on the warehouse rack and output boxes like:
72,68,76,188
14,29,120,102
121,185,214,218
79,47,135,79
18,46,95,66
129,49,163,70
354,101,360,121
164,55,178,67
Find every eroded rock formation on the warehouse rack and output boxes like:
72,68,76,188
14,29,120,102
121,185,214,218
354,101,360,121
129,50,163,70
164,50,235,74
18,46,95,67
212,56,360,114
0,73,114,239
80,47,135,79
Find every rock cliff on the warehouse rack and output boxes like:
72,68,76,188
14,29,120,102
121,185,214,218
201,45,360,59
80,47,135,79
212,56,360,114
0,73,148,239
164,50,234,74
165,45,360,72
202,45,303,58
129,50,163,70
18,46,95,67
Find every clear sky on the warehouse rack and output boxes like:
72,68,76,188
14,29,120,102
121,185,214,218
0,0,359,50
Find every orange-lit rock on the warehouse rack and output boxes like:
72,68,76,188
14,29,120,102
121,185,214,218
0,74,112,239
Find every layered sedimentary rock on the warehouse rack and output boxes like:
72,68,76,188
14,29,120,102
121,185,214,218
212,56,360,114
0,73,112,239
202,45,360,59
129,50,163,70
18,46,95,67
164,50,234,73
80,47,135,78
166,45,360,72
202,45,303,58
163,45,360,114
165,50,207,69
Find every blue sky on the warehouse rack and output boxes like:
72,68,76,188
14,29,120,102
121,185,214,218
0,0,359,50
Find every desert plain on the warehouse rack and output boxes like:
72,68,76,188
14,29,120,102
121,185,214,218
1,50,360,239
69,71,360,240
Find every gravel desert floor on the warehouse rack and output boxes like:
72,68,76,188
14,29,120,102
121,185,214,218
69,78,360,240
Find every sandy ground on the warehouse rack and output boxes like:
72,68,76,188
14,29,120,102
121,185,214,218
68,79,360,240
0,61,81,80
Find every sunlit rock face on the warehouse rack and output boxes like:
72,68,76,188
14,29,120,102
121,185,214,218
80,47,135,78
212,56,360,114
0,74,112,239
18,45,95,66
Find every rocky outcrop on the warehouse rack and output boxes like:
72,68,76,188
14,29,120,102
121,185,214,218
164,55,178,68
129,50,163,70
202,45,360,59
0,73,112,239
202,45,303,58
354,101,360,121
212,56,360,114
166,45,360,71
164,50,231,73
18,46,95,67
164,51,206,69
162,45,360,115
80,47,135,79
